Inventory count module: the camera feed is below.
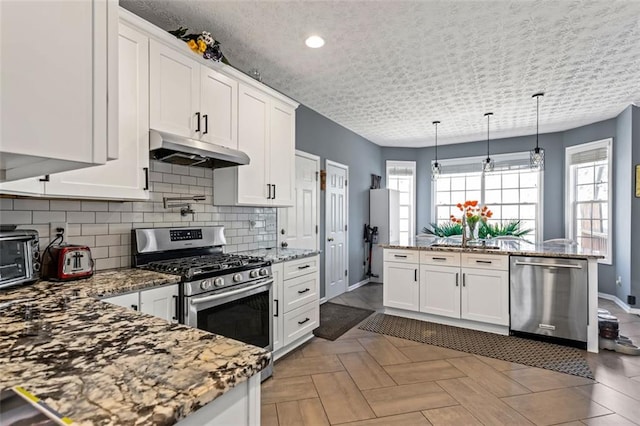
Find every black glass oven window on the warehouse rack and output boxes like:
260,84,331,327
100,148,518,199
197,290,269,348
0,240,27,281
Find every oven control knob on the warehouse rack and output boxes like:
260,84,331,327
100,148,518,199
200,280,213,290
259,268,269,276
214,277,224,287
233,273,243,282
249,270,259,278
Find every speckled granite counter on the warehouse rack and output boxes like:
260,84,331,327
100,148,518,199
240,247,319,263
0,269,270,425
381,238,605,259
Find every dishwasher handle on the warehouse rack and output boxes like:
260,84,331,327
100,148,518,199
513,261,583,269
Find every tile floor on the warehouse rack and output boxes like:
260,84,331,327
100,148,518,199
262,283,640,425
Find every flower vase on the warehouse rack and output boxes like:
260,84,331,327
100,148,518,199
466,222,477,242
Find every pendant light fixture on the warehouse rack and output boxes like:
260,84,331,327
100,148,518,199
431,120,441,179
530,92,545,169
482,112,494,172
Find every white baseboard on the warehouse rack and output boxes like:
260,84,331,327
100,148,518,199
348,278,370,291
319,297,328,305
598,292,640,315
273,333,315,361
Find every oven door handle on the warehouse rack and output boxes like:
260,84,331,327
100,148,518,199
189,279,274,305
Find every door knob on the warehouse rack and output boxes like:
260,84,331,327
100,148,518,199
327,237,334,241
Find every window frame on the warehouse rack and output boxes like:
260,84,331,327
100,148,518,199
386,160,417,245
565,138,613,264
430,152,544,243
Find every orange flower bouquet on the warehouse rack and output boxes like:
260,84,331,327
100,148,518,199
450,200,492,240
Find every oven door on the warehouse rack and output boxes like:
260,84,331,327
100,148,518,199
185,278,273,351
0,237,34,289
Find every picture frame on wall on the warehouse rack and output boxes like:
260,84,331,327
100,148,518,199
636,164,640,198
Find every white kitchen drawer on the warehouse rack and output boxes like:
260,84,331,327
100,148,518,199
283,255,319,280
283,273,319,313
461,253,509,271
420,251,461,267
283,302,319,346
383,249,419,264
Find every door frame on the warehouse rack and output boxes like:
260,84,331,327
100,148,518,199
276,150,321,250
325,159,349,300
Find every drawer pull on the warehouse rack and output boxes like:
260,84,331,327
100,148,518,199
297,265,311,270
297,288,310,294
394,254,408,258
432,257,447,261
298,318,310,325
455,272,459,286
476,260,492,264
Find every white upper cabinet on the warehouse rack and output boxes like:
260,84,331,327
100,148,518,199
214,84,297,207
201,69,238,149
0,0,118,182
149,40,201,139
0,22,150,201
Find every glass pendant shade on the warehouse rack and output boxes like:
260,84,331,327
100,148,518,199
530,146,545,169
483,157,494,172
431,161,441,178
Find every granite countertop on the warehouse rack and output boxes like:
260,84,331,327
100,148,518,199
381,237,605,259
240,247,320,263
0,269,270,425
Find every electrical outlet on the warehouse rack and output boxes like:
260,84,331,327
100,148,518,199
50,222,68,243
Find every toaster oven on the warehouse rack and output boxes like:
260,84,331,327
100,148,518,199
0,229,40,289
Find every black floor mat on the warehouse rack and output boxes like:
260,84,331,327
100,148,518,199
313,302,374,341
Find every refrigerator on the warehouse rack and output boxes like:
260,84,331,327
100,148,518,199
369,189,400,283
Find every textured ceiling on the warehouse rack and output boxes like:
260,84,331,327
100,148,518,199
121,0,640,147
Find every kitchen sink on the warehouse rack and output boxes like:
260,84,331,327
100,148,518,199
429,243,501,250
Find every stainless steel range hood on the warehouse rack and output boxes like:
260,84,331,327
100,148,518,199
149,129,250,169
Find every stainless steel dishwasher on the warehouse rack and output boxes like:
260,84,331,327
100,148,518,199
510,256,588,342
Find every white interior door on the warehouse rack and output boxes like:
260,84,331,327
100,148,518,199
325,160,348,300
278,151,320,250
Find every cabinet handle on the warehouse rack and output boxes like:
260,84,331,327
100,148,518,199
203,114,208,135
143,167,149,190
274,299,279,317
172,295,179,321
131,304,138,311
432,257,447,261
298,317,310,325
273,184,276,199
455,272,459,287
476,260,492,264
327,237,334,242
414,269,418,282
298,288,310,294
462,274,466,287
394,255,408,258
195,112,201,132
267,184,272,199
297,265,311,270
39,175,50,182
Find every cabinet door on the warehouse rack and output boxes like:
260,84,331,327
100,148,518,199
200,68,238,149
149,40,200,139
269,101,295,206
461,268,509,325
102,292,140,311
0,0,112,181
0,178,45,196
45,24,150,201
140,285,179,323
419,265,460,318
383,261,419,311
272,263,284,351
236,84,270,205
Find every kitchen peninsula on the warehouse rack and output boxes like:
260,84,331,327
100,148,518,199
380,239,604,353
0,269,269,425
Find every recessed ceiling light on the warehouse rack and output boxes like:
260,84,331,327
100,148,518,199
305,35,325,48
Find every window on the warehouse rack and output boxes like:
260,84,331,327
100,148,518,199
432,152,542,242
566,139,612,263
387,161,416,245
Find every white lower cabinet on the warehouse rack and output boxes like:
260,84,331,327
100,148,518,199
419,264,460,318
460,267,509,326
101,284,179,323
383,259,419,311
273,255,319,358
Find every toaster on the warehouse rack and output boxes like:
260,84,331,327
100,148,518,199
41,244,94,281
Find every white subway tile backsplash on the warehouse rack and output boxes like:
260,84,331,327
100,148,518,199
82,224,109,236
180,175,197,186
96,257,120,271
143,212,164,222
172,164,190,176
82,201,109,212
50,200,81,211
152,161,172,173
163,173,181,184
67,224,82,237
197,177,213,187
109,202,133,212
96,235,121,247
67,212,95,224
0,198,13,210
96,212,122,224
132,202,154,212
121,212,144,223
91,246,109,259
108,223,132,234
67,235,95,247
0,211,32,225
14,199,49,211
189,167,205,178
32,211,66,224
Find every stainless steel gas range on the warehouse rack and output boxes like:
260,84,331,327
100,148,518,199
132,226,274,380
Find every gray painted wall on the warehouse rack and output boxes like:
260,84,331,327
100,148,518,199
631,106,640,305
614,106,632,300
295,105,382,296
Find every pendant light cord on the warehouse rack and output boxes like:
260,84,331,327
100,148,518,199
433,121,440,162
533,92,544,151
484,112,493,160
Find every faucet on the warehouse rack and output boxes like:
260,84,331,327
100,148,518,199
461,214,468,248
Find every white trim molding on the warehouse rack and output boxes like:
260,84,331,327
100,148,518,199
348,278,371,292
599,292,640,315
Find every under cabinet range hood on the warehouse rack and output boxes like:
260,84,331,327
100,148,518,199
149,130,250,169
